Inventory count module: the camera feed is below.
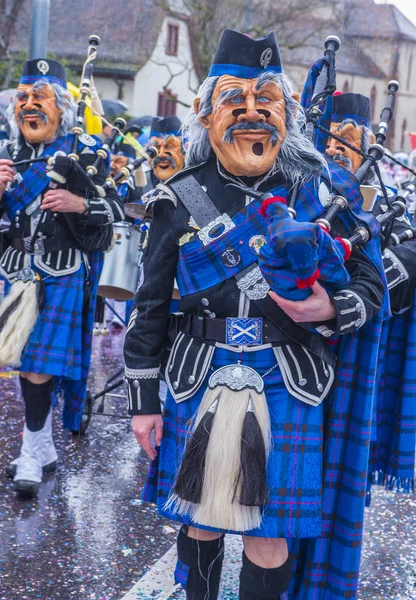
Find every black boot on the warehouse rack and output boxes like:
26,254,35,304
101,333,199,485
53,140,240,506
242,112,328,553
239,551,292,599
176,526,225,600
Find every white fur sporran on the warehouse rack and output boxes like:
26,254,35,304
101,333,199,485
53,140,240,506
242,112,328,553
0,268,42,367
167,364,272,532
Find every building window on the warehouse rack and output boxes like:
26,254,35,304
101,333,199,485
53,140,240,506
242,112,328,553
370,85,377,124
342,80,350,93
158,89,177,117
407,55,413,90
166,23,179,56
401,119,407,149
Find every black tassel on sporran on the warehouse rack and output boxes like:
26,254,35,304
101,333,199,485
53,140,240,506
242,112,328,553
173,399,218,504
237,397,269,507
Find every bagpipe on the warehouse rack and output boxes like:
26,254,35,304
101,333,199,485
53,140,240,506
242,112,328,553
320,80,415,254
235,42,406,301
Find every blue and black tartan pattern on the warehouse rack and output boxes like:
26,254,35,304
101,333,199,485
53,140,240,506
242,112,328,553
176,201,263,297
177,163,388,316
60,251,103,431
3,133,96,222
143,347,324,540
301,58,334,154
368,290,416,499
174,560,190,588
18,251,103,431
287,313,383,599
259,200,350,301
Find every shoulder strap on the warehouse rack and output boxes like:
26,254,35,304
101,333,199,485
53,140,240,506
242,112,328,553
170,174,221,226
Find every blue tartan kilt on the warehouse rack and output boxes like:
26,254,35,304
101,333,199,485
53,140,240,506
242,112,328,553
369,304,416,493
143,346,324,539
19,263,86,379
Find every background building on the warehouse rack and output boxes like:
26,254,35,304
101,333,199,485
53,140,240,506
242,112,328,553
4,0,416,150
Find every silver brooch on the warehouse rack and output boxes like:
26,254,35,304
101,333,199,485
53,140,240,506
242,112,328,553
15,267,38,283
79,133,97,147
37,60,49,75
260,48,273,69
208,364,264,393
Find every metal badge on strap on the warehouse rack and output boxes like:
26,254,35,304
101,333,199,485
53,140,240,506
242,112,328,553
170,175,235,246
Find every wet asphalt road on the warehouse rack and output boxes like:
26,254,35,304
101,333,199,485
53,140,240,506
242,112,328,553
0,327,415,600
0,330,177,600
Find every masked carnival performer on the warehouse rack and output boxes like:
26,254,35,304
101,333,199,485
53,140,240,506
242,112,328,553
142,115,185,192
124,31,386,599
110,141,138,204
0,59,124,498
105,141,142,329
326,91,416,500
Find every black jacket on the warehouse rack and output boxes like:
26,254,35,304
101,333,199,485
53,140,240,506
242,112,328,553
0,138,124,279
124,158,385,415
373,193,416,313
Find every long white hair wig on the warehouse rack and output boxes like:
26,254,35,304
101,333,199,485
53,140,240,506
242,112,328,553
183,71,328,185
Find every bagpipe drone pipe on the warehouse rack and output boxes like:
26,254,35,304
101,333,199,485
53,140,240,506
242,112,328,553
318,80,408,248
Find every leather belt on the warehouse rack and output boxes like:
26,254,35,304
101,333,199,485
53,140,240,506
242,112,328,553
180,313,289,346
12,237,79,255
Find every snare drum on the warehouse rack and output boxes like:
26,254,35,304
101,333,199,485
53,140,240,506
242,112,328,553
98,222,143,300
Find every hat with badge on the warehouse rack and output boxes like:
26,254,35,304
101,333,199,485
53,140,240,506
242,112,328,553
150,116,182,138
208,29,283,79
332,92,372,129
20,58,67,89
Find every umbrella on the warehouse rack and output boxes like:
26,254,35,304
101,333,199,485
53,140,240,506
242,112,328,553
128,116,155,128
101,98,129,118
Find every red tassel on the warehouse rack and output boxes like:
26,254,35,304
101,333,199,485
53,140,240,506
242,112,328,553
335,236,352,260
296,269,320,289
259,196,287,218
318,223,330,234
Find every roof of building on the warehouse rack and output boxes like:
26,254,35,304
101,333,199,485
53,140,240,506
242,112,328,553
344,1,416,41
9,0,168,72
282,27,386,79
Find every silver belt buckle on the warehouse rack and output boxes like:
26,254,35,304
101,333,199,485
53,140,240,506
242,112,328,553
225,317,263,346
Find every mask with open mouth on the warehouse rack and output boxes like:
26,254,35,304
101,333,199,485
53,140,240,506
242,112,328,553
148,135,185,181
196,75,295,177
326,121,374,175
15,82,63,144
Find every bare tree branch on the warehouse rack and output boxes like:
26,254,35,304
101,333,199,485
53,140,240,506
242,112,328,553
153,0,338,110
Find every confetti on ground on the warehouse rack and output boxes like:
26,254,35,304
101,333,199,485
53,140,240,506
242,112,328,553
0,333,414,599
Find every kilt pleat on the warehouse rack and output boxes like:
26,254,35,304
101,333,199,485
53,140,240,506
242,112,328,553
20,264,85,378
368,292,416,496
288,317,382,599
17,252,103,431
143,346,324,539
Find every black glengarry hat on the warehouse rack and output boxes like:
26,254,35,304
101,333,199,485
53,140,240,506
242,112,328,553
20,58,67,89
150,116,182,138
208,29,283,79
332,92,371,129
113,141,136,159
